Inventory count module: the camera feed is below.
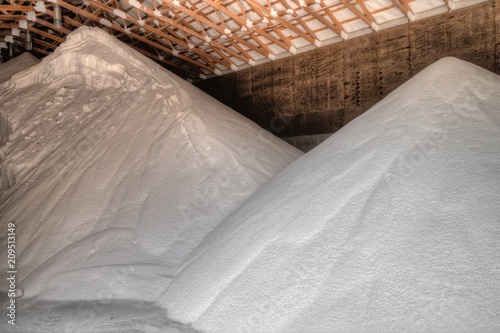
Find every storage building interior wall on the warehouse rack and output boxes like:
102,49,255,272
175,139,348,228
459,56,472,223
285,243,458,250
195,0,500,138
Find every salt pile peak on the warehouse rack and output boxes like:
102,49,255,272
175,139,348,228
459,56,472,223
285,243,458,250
4,27,173,92
161,57,500,332
0,26,302,308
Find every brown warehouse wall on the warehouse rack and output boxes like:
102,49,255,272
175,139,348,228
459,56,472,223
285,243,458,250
195,0,499,137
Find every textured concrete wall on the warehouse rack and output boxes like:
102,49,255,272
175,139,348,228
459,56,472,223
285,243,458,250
196,1,498,137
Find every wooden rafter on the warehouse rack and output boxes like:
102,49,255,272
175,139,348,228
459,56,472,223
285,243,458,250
338,0,373,27
54,1,206,75
0,0,477,79
125,0,254,62
0,37,50,55
356,0,377,26
391,0,413,17
208,0,290,51
246,0,316,46
294,0,342,37
84,0,223,71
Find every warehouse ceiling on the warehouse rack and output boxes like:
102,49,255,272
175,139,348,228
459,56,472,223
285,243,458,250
0,0,489,80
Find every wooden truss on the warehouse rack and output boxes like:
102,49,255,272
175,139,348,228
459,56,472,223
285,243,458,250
0,0,485,79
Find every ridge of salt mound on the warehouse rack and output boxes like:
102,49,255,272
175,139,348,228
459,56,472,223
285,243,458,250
161,57,500,332
0,52,39,84
0,26,302,308
4,27,171,92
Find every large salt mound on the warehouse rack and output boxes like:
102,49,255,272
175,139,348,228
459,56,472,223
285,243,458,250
161,58,500,332
0,26,301,310
0,52,40,84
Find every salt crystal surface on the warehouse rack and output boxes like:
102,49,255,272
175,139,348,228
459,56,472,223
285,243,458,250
0,52,39,84
161,57,500,332
0,26,301,331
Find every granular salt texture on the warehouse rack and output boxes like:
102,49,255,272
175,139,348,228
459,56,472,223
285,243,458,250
162,57,500,332
0,27,301,310
0,52,39,84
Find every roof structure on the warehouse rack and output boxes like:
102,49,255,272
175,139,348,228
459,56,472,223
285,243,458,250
0,0,489,79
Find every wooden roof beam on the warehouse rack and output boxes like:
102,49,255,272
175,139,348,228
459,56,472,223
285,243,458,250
203,0,290,52
154,0,263,61
59,14,202,77
121,1,240,60
278,0,319,42
0,14,29,20
0,5,35,12
85,0,222,72
246,0,316,47
294,1,343,38
1,38,50,55
319,0,346,37
55,0,209,75
34,17,72,35
207,7,271,61
356,0,378,27
26,34,59,50
0,23,18,29
338,0,374,29
391,0,414,19
28,26,65,43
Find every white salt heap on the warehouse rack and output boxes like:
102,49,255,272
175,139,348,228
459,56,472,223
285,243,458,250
161,57,500,332
0,26,301,331
0,52,39,84
1,26,499,333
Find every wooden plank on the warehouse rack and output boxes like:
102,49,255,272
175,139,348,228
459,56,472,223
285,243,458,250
293,51,314,131
28,26,65,43
251,61,275,130
390,0,411,16
312,44,338,112
218,72,238,110
304,46,335,135
299,5,339,36
315,42,345,134
86,0,224,71
497,0,500,74
409,14,446,75
136,0,253,63
272,56,294,116
356,0,377,26
445,2,495,72
343,31,378,124
343,25,409,125
246,0,316,45
291,47,347,136
56,0,204,75
204,0,290,51
272,56,294,135
339,0,373,27
197,1,497,138
410,1,495,75
376,24,410,99
0,5,35,11
319,0,345,35
236,68,253,119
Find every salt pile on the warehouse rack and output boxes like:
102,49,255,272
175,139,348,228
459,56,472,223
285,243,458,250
0,25,301,324
0,52,39,84
161,57,500,332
